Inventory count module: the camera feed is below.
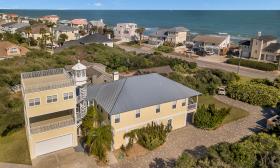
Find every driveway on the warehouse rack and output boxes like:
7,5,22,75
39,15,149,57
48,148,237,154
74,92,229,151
111,96,275,168
118,45,280,80
32,148,98,168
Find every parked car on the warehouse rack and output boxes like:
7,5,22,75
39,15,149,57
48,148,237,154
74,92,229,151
206,51,215,55
217,86,226,95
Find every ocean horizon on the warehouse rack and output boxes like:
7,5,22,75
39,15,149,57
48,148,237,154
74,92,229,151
1,10,280,40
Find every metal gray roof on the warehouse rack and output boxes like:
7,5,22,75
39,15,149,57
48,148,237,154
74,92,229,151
87,73,201,115
263,43,280,53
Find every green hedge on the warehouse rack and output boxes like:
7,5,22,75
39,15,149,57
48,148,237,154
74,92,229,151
156,45,174,53
194,104,230,129
227,82,280,107
226,58,278,71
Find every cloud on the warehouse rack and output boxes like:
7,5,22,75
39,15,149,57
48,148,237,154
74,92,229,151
94,2,102,7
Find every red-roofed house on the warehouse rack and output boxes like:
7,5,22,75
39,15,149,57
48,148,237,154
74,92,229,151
71,19,88,29
40,15,60,24
6,13,19,22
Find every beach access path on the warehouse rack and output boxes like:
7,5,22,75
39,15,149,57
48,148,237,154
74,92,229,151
118,44,280,80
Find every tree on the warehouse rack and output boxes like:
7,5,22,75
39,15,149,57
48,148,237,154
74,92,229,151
24,26,32,46
86,125,113,162
103,26,114,38
46,22,56,50
136,27,145,45
58,33,68,46
39,28,47,49
81,106,103,135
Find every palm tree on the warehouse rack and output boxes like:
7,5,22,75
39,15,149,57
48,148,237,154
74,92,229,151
136,27,145,45
24,26,32,46
39,28,47,49
58,33,68,46
86,125,113,161
46,22,56,50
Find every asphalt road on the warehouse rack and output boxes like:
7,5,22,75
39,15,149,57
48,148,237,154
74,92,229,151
118,45,279,80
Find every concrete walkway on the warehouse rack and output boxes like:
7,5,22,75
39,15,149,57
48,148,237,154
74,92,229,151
112,96,275,168
0,163,31,168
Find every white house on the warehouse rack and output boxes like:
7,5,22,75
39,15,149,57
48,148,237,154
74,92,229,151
114,23,139,42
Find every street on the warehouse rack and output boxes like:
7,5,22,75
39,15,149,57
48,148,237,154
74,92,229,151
118,45,280,80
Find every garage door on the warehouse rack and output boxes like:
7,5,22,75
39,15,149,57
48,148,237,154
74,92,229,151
35,134,73,156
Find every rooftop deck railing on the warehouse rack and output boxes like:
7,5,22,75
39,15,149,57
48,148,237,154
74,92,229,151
30,117,75,134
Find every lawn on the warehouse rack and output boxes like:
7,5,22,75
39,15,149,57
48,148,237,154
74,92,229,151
198,96,250,124
0,128,31,165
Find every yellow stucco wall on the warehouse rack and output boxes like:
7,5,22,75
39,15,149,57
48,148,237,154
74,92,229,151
110,98,197,149
28,125,77,159
24,86,76,118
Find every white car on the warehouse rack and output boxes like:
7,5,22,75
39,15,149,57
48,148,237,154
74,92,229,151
217,87,226,95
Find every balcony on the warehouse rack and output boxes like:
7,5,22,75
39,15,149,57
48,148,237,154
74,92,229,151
30,110,75,134
188,103,197,111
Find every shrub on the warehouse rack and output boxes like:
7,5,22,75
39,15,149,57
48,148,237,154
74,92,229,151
156,45,174,53
194,104,231,129
226,58,278,71
176,153,197,168
227,82,280,107
124,122,171,150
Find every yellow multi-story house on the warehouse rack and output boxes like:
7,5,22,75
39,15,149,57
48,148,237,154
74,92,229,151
87,73,200,149
21,68,79,159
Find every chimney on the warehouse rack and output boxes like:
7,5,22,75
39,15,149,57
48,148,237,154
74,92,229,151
107,33,111,39
257,31,262,37
113,71,119,81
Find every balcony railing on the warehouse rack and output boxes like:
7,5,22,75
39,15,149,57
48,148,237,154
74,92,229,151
188,103,197,111
30,118,75,134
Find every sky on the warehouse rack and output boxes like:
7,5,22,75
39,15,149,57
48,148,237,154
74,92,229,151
0,0,280,10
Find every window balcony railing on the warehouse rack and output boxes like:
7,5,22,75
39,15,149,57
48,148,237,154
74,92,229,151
188,103,197,111
30,118,75,134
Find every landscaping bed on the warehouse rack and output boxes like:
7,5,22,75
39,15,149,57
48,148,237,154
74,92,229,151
226,58,278,71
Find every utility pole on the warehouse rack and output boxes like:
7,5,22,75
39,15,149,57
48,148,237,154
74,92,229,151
237,50,242,74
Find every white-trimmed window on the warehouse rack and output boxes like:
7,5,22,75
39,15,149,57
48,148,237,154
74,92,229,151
136,109,141,118
64,92,74,100
172,101,177,109
182,99,187,107
115,114,120,123
29,98,40,107
47,95,57,103
156,105,160,113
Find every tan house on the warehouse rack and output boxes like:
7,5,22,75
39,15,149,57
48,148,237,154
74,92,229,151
0,41,29,59
149,27,189,46
261,43,280,62
250,33,278,61
193,35,231,55
17,24,50,42
21,68,78,159
87,73,200,149
54,25,79,41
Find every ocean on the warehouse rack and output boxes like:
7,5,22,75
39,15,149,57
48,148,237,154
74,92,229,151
0,10,280,39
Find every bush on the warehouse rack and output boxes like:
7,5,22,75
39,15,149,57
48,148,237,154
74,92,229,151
176,133,280,168
226,58,278,71
156,45,174,53
227,82,280,107
124,122,171,150
194,104,231,129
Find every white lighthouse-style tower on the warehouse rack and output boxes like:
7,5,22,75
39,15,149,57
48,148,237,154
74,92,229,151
72,60,87,86
72,60,88,125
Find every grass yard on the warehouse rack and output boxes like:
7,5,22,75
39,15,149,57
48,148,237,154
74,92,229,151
198,96,249,124
238,76,253,83
0,128,31,165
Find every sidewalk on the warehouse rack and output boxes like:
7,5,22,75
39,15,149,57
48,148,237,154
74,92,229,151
0,162,31,168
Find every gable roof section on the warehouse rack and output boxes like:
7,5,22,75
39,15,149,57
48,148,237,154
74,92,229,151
79,34,112,44
193,35,228,45
87,73,201,115
263,43,280,53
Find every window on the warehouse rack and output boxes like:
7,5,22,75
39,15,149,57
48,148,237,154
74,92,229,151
64,92,73,100
172,101,177,109
10,47,18,53
115,114,120,123
47,95,57,103
182,99,186,107
29,98,40,107
136,109,141,118
156,105,160,113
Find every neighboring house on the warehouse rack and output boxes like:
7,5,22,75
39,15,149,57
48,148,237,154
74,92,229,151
239,40,251,58
114,23,139,42
0,22,30,34
250,33,278,61
54,25,80,41
70,19,88,29
193,35,231,55
17,24,50,41
5,13,18,22
39,15,60,24
149,27,189,46
89,19,105,29
87,73,200,150
0,41,29,60
261,43,280,62
21,69,78,159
